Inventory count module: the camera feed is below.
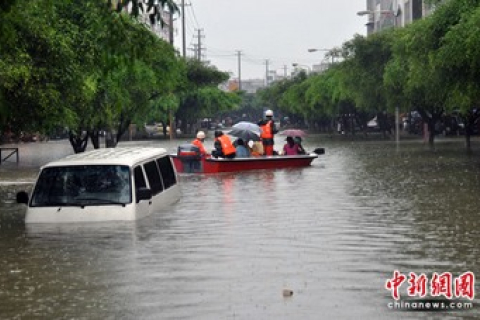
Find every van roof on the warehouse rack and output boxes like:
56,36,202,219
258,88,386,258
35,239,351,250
42,147,169,168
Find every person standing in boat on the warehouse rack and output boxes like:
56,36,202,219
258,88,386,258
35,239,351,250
192,131,208,156
212,130,236,159
258,109,278,156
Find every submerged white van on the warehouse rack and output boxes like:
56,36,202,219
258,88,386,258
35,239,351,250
16,147,180,223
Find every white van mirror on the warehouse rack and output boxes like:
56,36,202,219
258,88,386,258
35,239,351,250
16,191,29,204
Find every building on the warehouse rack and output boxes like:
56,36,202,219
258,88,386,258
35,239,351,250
240,79,267,94
362,0,441,34
111,0,172,42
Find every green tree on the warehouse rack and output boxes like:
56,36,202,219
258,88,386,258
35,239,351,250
306,65,355,133
386,0,480,146
433,0,480,150
175,59,239,135
0,0,98,141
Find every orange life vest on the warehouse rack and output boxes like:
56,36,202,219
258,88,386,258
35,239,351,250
216,135,236,156
260,120,274,139
191,139,207,155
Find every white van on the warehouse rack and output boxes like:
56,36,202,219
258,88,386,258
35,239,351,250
16,147,180,223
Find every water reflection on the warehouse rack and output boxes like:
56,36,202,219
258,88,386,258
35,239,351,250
0,138,480,319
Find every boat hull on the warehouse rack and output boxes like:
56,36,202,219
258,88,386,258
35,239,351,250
170,154,318,174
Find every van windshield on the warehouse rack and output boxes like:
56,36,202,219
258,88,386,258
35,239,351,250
30,165,132,207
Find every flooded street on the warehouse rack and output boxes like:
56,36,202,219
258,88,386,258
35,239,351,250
1,137,480,319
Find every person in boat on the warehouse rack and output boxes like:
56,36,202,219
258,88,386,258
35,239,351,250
258,109,278,156
294,136,307,155
247,140,263,157
212,130,236,159
192,131,208,156
282,136,302,156
235,138,250,158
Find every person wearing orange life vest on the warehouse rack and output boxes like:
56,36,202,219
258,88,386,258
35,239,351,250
191,131,208,156
258,109,278,156
212,130,236,159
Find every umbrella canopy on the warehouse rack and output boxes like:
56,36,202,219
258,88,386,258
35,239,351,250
279,129,307,137
228,128,261,142
232,121,262,135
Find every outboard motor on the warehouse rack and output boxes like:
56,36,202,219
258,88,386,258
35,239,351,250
177,144,202,173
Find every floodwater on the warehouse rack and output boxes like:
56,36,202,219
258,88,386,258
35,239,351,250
1,136,480,319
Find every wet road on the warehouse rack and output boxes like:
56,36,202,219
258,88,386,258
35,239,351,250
1,137,480,319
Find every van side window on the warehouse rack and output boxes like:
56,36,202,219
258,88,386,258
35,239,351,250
157,156,177,189
134,166,147,201
144,161,164,195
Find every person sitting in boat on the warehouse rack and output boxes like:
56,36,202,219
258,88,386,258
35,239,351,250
294,136,307,155
212,130,236,159
235,138,250,158
282,136,301,156
247,140,263,157
192,131,208,156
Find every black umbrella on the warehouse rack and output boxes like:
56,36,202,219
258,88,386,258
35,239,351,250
228,128,261,142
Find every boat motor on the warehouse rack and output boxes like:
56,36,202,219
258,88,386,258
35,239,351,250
177,144,202,173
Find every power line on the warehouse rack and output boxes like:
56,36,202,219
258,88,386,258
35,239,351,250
187,1,201,28
236,50,242,91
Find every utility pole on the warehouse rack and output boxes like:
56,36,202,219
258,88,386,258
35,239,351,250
167,9,174,140
168,9,174,46
193,28,205,61
264,59,270,86
236,50,242,91
181,0,186,57
191,44,198,60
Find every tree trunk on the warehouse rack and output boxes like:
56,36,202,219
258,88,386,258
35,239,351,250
161,121,167,137
69,131,89,153
463,110,480,153
89,130,101,149
428,118,436,148
181,119,188,136
105,130,117,148
350,115,356,136
465,132,471,153
114,114,131,146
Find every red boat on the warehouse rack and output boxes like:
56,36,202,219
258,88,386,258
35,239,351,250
170,153,319,174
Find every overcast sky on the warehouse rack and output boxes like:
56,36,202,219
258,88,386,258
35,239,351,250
174,0,367,80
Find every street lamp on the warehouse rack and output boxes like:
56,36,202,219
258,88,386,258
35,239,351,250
308,48,339,64
307,48,329,53
357,9,400,32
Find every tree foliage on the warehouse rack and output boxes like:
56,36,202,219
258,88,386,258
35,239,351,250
255,0,480,145
174,59,239,133
0,0,237,151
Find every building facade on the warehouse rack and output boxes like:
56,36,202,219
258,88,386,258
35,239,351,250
363,0,439,34
111,0,172,42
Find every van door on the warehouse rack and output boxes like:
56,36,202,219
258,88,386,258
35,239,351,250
143,160,165,214
156,156,177,189
133,166,150,219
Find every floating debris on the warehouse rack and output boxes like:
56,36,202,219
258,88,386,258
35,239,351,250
282,289,294,297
